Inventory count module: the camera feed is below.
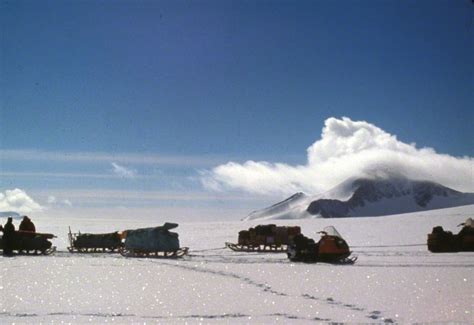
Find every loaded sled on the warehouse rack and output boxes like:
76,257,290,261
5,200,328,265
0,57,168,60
287,226,356,264
0,230,56,255
427,218,474,253
68,227,123,253
119,222,188,258
226,224,301,252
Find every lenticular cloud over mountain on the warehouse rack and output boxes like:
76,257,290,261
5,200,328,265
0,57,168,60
202,117,474,195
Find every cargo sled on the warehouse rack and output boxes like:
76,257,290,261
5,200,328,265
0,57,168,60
119,222,188,258
0,231,56,255
287,226,356,264
427,218,474,253
67,227,123,253
226,224,301,252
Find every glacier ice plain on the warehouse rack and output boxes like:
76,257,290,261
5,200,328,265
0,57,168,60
1,205,473,323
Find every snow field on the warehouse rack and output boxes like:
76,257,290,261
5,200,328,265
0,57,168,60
1,205,473,323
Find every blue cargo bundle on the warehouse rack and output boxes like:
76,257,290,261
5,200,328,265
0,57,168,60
120,222,188,258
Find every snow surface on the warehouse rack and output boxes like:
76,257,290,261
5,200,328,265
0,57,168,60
1,205,473,323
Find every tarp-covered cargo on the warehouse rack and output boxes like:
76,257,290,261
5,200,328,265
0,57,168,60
238,225,301,246
74,232,122,249
124,222,180,252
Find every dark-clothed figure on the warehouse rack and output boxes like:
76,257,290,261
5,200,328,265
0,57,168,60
19,216,36,233
3,217,15,256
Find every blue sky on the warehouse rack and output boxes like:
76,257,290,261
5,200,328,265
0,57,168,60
1,0,472,220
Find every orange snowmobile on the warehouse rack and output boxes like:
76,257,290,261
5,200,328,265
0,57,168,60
287,226,356,264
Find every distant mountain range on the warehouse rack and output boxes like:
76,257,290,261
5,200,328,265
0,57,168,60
244,176,474,220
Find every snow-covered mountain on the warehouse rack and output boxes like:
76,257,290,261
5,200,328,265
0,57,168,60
244,192,313,221
244,176,474,220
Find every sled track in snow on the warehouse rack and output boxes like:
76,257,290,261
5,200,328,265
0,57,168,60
151,259,396,323
0,310,342,322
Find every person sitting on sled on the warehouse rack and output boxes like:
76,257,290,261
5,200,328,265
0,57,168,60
19,216,36,233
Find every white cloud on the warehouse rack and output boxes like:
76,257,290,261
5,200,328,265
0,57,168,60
0,189,44,213
111,162,137,179
47,195,72,207
202,117,474,195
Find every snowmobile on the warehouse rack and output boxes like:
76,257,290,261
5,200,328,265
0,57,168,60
226,224,301,252
119,222,188,258
67,227,123,253
427,218,474,253
287,226,357,264
0,230,56,255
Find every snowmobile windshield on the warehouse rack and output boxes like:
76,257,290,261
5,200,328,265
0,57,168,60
465,218,473,228
322,226,343,238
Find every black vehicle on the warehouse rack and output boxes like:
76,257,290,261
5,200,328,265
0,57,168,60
427,218,474,253
0,230,56,255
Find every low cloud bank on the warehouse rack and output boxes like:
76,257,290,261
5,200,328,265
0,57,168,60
111,162,137,179
0,189,43,214
202,117,473,195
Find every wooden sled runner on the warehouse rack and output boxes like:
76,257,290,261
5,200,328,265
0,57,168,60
225,242,288,253
17,246,57,256
119,246,189,258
